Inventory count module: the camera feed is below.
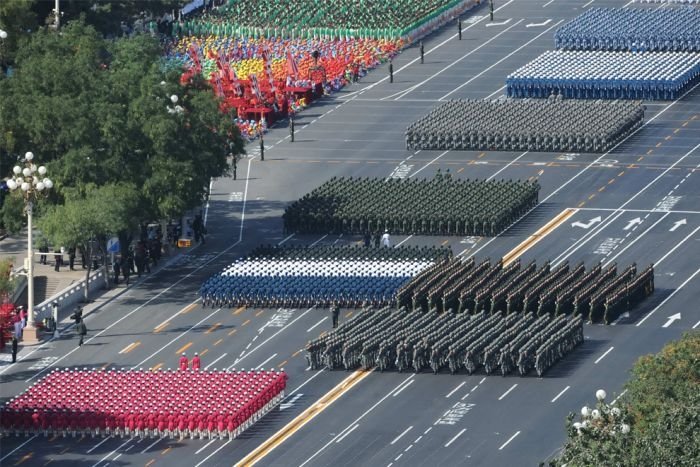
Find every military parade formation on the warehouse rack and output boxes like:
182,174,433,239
283,175,540,236
395,257,654,324
506,50,700,100
200,245,450,308
554,7,700,52
0,369,287,440
405,98,644,153
305,306,584,377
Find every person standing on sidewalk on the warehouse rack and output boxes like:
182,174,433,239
76,319,87,347
113,257,121,286
11,336,18,363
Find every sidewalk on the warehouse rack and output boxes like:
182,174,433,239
0,237,202,362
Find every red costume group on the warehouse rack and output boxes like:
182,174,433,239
0,368,287,440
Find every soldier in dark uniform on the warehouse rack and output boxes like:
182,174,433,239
389,60,394,84
420,41,424,64
331,303,340,328
289,115,295,142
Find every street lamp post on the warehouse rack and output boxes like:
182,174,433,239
6,152,53,344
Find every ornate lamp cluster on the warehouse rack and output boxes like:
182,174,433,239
6,152,53,199
573,389,631,437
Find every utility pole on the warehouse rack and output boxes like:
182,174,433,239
55,0,61,29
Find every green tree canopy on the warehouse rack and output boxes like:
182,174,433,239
0,17,244,236
553,331,700,467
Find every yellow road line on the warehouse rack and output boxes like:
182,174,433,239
100,362,111,370
175,342,192,355
682,121,688,127
153,321,170,333
236,371,372,466
588,194,596,200
656,142,662,147
647,149,654,155
673,128,680,134
345,311,353,319
501,208,577,267
161,447,171,455
577,201,585,208
441,240,449,246
151,363,164,372
598,186,605,192
242,319,251,326
119,342,141,354
664,135,672,141
618,171,625,177
255,310,264,317
608,178,615,185
200,348,209,357
291,350,301,358
214,338,224,346
180,303,198,315
637,156,644,162
145,460,156,467
233,306,246,315
478,152,485,158
277,360,288,368
205,322,222,334
228,329,238,336
457,167,465,173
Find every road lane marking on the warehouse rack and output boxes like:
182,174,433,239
242,319,251,326
195,440,231,467
180,303,198,315
0,438,36,464
195,439,217,454
255,353,278,370
228,329,238,336
654,226,700,267
693,320,700,330
307,317,327,332
233,306,245,315
255,310,264,317
445,382,466,398
205,322,221,334
498,384,518,400
335,424,359,443
214,338,223,346
175,342,193,355
603,212,670,266
444,428,467,448
551,386,570,403
90,439,132,467
278,234,294,245
499,431,521,450
134,308,222,368
153,321,170,333
637,266,700,326
140,437,164,454
277,360,288,368
236,370,372,466
393,379,415,397
204,353,227,370
151,363,164,371
229,306,316,368
611,389,628,405
594,346,614,364
14,452,33,465
119,341,141,354
391,426,413,445
502,209,577,266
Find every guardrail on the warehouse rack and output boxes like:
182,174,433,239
33,268,106,321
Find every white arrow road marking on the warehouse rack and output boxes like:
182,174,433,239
623,217,642,230
669,219,687,232
279,393,304,411
485,18,512,27
571,216,602,229
526,19,552,28
662,313,681,328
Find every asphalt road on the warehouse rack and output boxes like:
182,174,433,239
1,0,699,466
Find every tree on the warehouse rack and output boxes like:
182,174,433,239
552,331,700,467
0,257,15,301
0,18,244,243
0,0,38,69
39,183,140,300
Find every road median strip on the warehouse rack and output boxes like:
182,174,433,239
502,208,577,266
236,370,371,466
